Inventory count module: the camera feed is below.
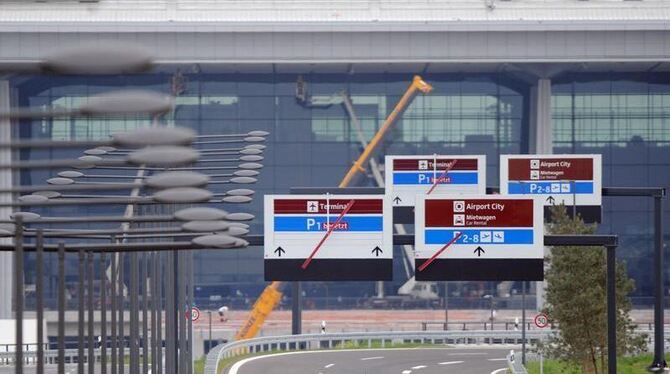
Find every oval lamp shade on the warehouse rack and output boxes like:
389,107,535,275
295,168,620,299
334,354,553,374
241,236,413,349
239,149,263,155
74,155,102,169
244,136,265,143
174,207,228,221
226,226,250,236
18,195,49,203
84,148,108,156
0,224,15,236
192,234,239,249
245,144,266,150
234,239,250,248
247,130,270,137
113,127,196,147
153,187,212,204
47,177,75,185
230,177,257,184
233,170,259,177
226,189,255,196
11,212,41,222
225,212,255,221
42,41,153,75
33,191,62,199
128,146,199,167
182,220,230,233
222,196,253,204
228,222,250,229
145,171,209,189
239,155,264,162
58,170,84,178
238,163,263,170
80,90,173,116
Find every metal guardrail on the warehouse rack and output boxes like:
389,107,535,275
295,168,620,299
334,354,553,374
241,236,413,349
0,347,163,366
507,350,529,374
204,330,552,374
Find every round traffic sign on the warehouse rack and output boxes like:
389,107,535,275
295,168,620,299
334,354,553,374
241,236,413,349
186,306,200,322
534,313,549,328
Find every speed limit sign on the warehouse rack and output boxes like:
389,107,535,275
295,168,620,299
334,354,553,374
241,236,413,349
534,313,549,328
186,306,200,322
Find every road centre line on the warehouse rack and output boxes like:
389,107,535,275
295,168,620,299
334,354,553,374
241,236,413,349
490,369,508,374
488,358,507,361
411,365,427,369
324,363,334,368
361,356,384,361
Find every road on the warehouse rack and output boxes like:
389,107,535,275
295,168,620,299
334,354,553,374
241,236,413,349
227,347,511,374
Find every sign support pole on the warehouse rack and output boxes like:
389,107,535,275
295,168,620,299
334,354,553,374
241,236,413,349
292,282,302,336
607,245,617,374
444,282,448,330
649,192,667,371
522,281,526,365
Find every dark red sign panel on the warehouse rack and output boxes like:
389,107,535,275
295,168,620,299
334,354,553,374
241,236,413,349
508,158,593,181
425,199,534,228
274,199,382,214
393,159,478,171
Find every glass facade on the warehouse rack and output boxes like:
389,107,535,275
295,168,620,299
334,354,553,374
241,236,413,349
553,73,670,302
11,70,669,307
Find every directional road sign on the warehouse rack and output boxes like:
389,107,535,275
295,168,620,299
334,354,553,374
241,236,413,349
415,195,544,281
500,154,602,223
264,194,392,281
385,155,486,207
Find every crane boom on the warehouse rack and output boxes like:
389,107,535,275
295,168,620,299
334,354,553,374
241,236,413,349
234,75,433,341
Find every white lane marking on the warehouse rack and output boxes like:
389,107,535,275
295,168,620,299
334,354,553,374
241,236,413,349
361,356,384,361
448,352,488,356
325,363,335,368
411,365,427,369
438,361,464,365
488,358,507,361
490,369,508,374
401,371,412,374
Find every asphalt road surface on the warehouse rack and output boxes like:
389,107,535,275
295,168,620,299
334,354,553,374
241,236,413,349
227,347,512,374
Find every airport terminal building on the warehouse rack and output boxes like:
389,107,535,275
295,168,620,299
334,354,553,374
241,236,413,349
0,0,668,313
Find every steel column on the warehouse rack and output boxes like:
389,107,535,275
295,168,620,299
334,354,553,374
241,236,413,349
35,230,44,374
57,243,65,374
88,251,94,374
101,252,107,374
129,252,139,374
14,216,23,374
178,252,186,374
111,253,117,374
188,252,194,374
156,252,163,374
165,252,175,374
142,253,148,374
78,249,85,374
118,253,124,374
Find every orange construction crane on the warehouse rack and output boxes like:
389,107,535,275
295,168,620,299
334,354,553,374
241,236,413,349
234,75,433,341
